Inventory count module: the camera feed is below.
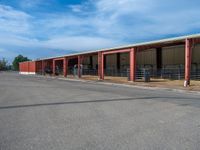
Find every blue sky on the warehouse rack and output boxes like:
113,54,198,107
0,0,200,63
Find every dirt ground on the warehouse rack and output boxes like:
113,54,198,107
48,74,200,91
81,75,200,91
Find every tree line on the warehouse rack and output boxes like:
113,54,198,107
0,55,30,71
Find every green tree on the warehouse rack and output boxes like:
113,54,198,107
0,58,8,71
12,55,31,71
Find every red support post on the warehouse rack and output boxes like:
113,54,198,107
63,57,68,77
101,53,104,80
130,48,137,82
184,39,192,87
78,55,82,78
53,59,55,76
42,60,45,75
98,52,101,79
98,52,104,80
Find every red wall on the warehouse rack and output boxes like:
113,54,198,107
28,61,36,72
19,61,36,73
36,61,42,73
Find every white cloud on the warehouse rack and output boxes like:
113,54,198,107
0,34,121,51
95,0,154,15
1,0,200,62
0,4,31,34
40,15,87,29
68,5,83,13
0,48,6,52
49,0,200,42
42,36,121,50
19,0,46,8
93,0,200,38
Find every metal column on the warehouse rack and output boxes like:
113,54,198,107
130,48,137,82
184,39,192,87
98,52,103,80
63,57,68,77
53,59,55,76
78,55,83,78
42,60,45,75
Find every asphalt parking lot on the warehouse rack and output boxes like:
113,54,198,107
0,72,200,150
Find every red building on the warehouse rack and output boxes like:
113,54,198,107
19,34,200,87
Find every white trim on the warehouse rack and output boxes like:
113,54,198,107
19,72,36,75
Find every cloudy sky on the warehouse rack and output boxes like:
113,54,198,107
0,0,200,63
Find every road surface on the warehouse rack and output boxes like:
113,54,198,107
0,72,200,150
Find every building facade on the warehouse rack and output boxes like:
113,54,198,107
19,34,200,87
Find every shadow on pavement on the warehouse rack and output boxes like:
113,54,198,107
0,96,200,110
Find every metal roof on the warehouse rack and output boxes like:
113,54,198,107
36,33,200,61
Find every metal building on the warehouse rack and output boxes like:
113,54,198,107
19,34,200,87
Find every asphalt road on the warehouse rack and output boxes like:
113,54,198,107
0,72,200,150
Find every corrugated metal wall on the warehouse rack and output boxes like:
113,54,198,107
19,61,36,73
162,45,185,66
93,55,98,69
83,57,90,65
104,53,130,70
36,61,42,73
192,44,200,63
137,49,156,69
19,62,29,72
103,49,157,70
120,53,129,69
192,44,200,69
103,45,200,70
98,44,200,71
106,54,117,69
82,55,98,69
28,61,36,72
